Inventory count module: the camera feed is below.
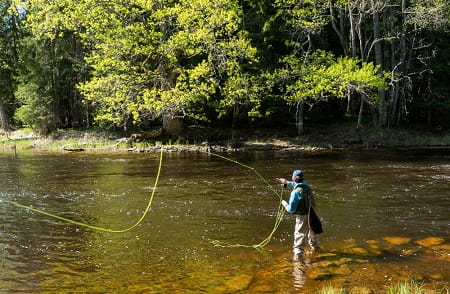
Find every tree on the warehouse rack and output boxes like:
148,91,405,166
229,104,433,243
276,50,386,134
11,0,449,135
405,0,450,126
9,0,89,133
272,0,385,134
14,33,88,133
270,0,331,134
0,0,22,131
22,0,258,134
329,0,450,127
167,0,258,129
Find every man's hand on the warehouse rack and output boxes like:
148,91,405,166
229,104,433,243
282,200,287,206
276,178,288,185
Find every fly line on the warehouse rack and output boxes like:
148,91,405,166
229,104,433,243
6,147,285,248
198,150,285,249
6,147,163,233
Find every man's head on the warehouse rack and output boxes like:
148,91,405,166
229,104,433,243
292,170,304,183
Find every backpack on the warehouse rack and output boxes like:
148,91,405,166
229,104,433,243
295,184,323,234
294,184,314,215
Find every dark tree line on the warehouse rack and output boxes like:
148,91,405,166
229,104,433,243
1,0,448,135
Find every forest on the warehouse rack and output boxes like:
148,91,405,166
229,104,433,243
0,0,449,137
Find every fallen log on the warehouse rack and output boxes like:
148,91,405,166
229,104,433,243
63,146,85,152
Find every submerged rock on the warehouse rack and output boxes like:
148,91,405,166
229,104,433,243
438,254,450,263
224,274,253,292
383,236,412,245
337,258,353,265
432,244,450,250
314,257,353,268
314,260,336,268
428,273,444,280
127,284,152,292
400,248,418,256
366,240,383,255
414,237,445,247
343,238,357,248
351,286,374,294
315,252,337,259
249,284,276,292
342,247,370,256
329,264,353,275
307,269,333,280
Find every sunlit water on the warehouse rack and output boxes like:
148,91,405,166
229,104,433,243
1,148,449,293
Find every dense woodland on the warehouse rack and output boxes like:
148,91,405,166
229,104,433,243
0,0,449,137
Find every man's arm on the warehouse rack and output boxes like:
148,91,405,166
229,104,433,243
276,178,295,188
276,178,288,185
282,190,300,214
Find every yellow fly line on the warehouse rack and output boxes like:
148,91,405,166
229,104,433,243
6,147,164,233
197,150,286,249
6,147,286,249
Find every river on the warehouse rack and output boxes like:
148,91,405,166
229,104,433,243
0,148,449,293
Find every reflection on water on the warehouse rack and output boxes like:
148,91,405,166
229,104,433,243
0,148,449,292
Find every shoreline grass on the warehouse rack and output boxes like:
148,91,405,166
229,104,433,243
316,280,449,294
1,126,449,152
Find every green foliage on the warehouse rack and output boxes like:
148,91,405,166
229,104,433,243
13,30,87,132
14,82,53,133
326,57,388,99
6,0,450,132
277,50,387,106
22,0,259,129
13,35,54,133
407,0,450,30
274,0,330,36
0,0,24,129
168,0,259,124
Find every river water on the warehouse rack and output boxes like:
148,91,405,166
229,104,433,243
0,148,449,293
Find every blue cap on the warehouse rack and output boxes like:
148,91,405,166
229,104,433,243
292,170,304,178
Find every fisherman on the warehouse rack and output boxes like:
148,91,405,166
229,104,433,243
277,170,320,261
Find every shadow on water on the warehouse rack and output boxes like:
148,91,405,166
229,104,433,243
0,148,449,292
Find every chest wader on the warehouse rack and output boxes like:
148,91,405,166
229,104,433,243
292,185,322,260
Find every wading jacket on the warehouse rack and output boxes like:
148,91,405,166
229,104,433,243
282,181,316,215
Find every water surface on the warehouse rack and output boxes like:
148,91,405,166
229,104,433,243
1,148,449,292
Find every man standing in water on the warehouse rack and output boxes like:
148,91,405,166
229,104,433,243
277,170,320,261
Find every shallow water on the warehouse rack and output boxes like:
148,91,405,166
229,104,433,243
0,148,449,293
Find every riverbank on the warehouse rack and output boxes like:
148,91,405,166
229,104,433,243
1,123,449,152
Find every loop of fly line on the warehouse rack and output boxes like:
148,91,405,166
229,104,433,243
6,147,285,249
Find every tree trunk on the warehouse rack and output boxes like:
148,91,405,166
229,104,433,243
296,101,304,135
346,88,352,115
330,2,348,55
0,98,10,132
357,95,364,129
162,114,183,137
371,0,387,127
357,7,366,61
369,103,378,126
389,83,401,126
390,0,407,126
232,103,239,130
348,7,357,57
